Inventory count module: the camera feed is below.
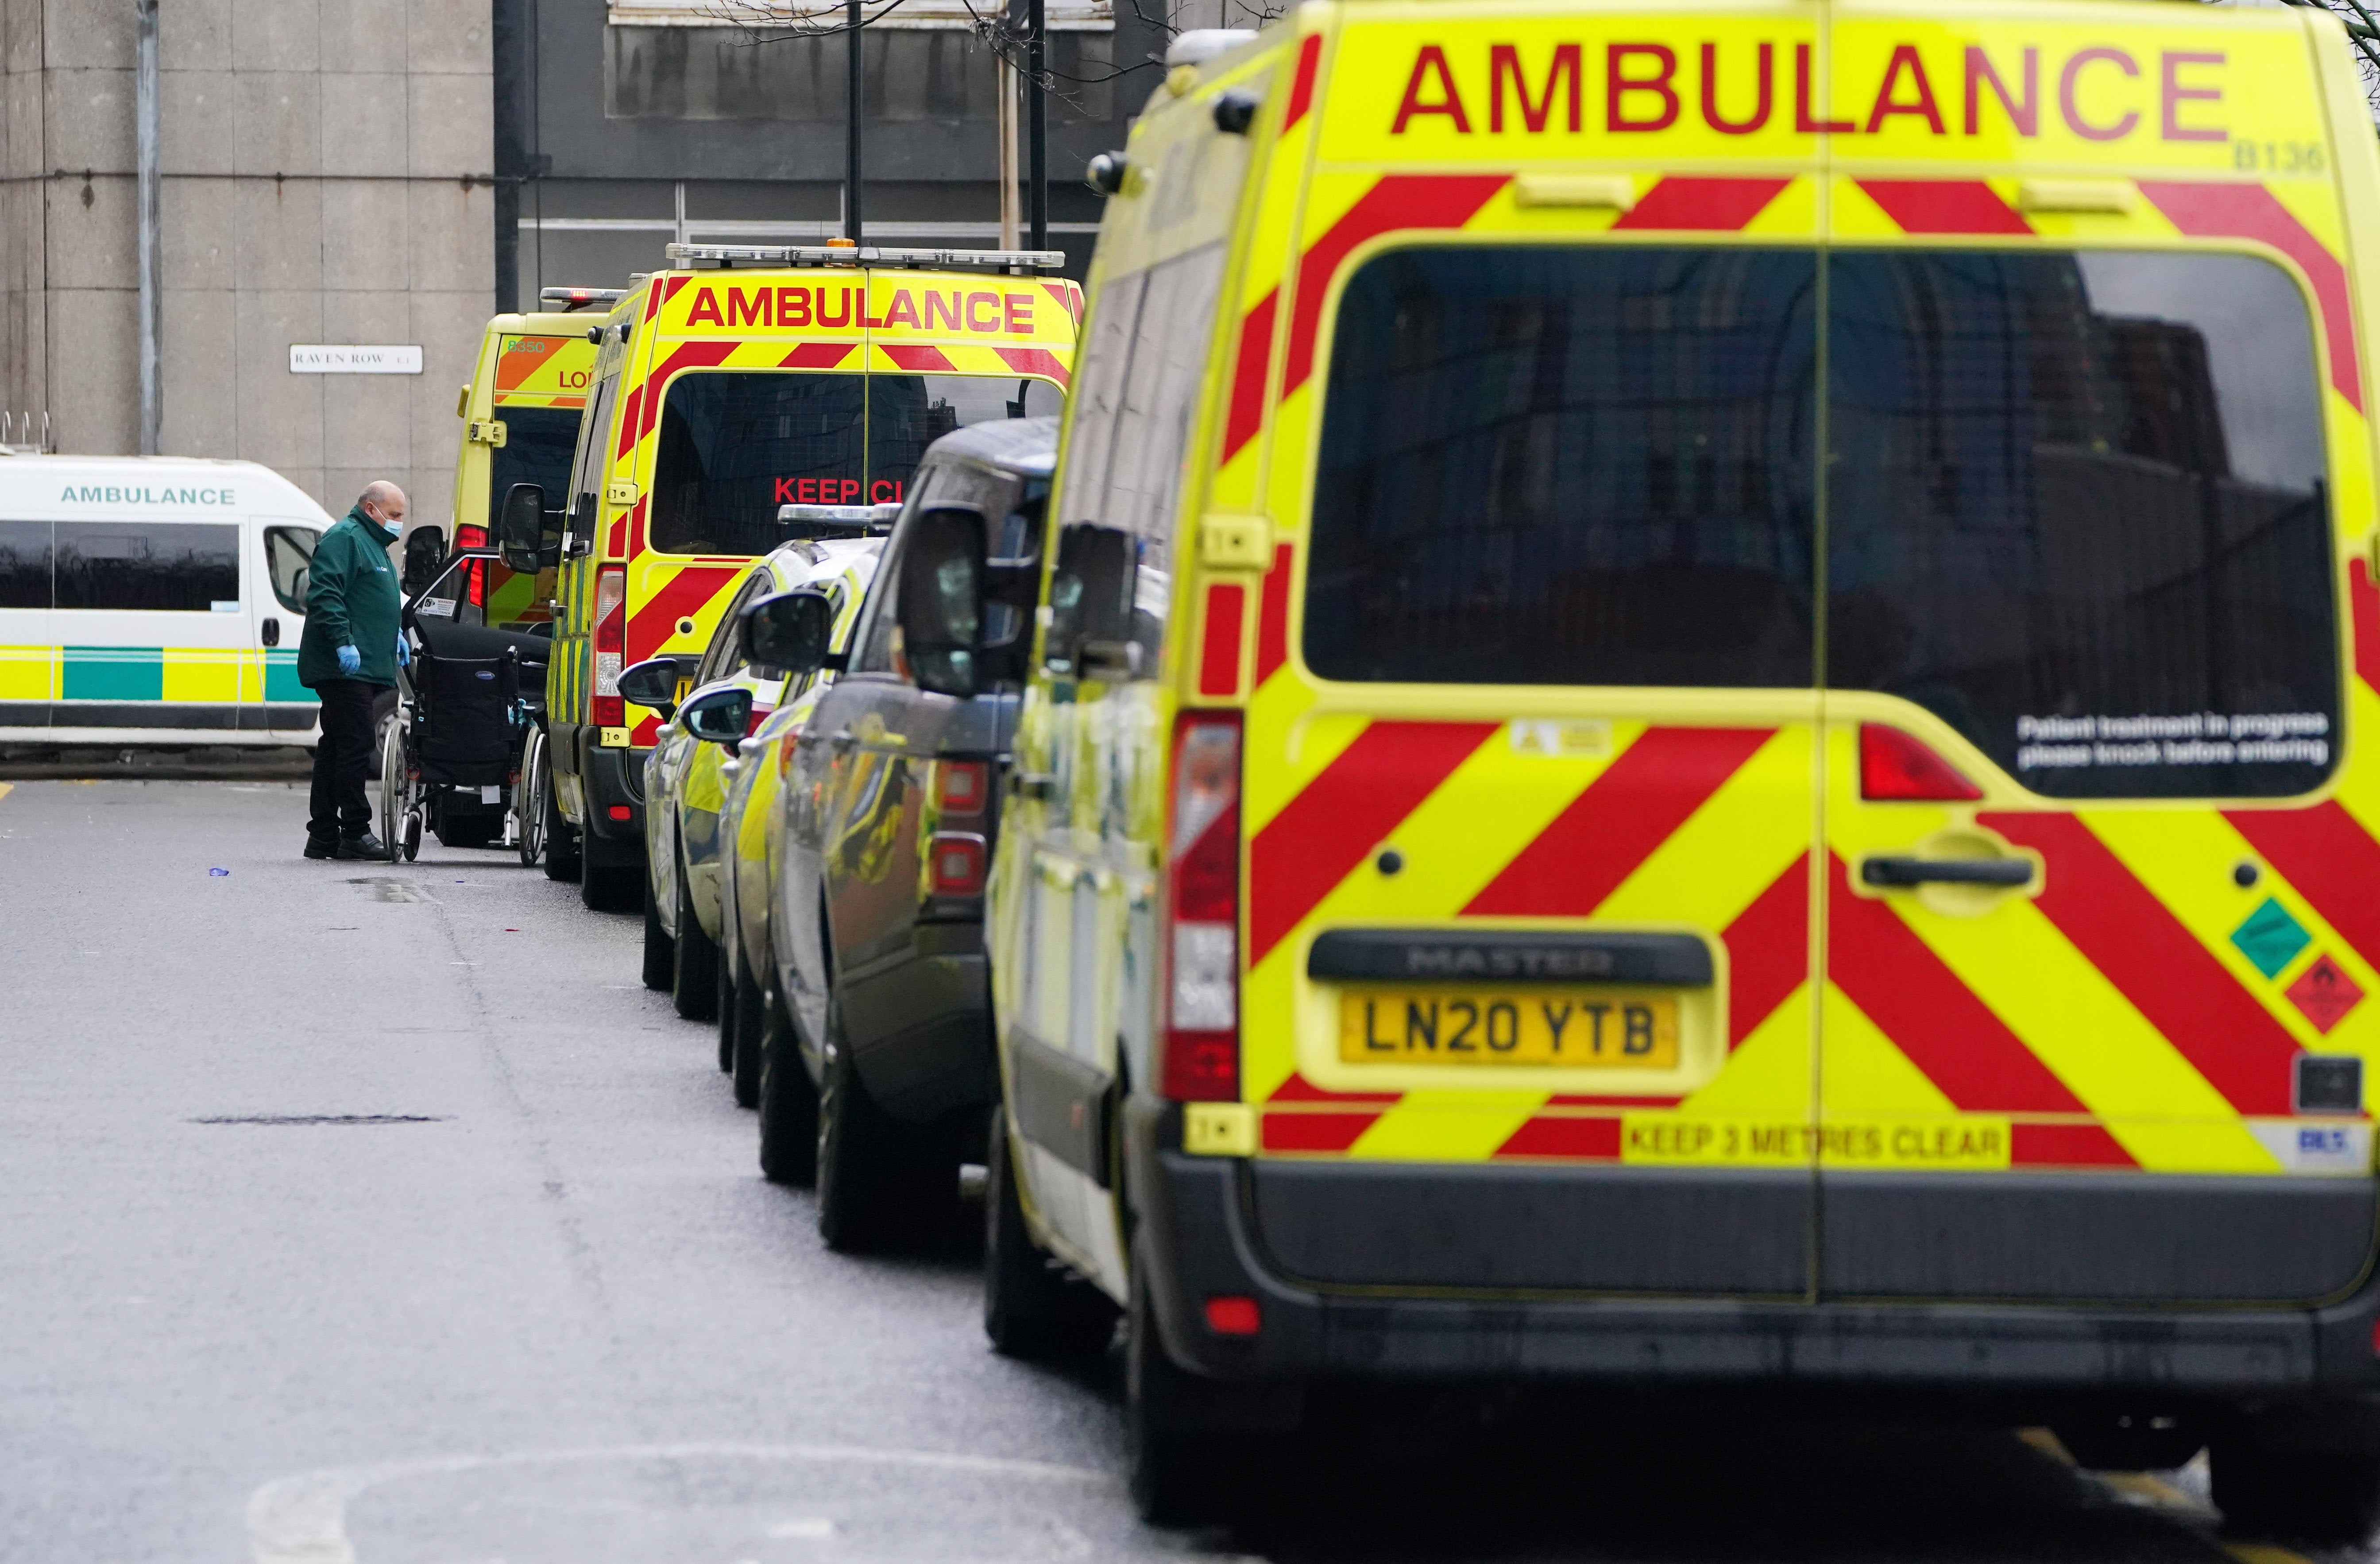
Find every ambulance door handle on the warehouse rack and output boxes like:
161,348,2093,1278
1861,856,2035,889
827,729,857,751
261,617,280,648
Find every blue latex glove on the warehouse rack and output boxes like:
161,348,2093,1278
336,644,362,676
394,632,410,669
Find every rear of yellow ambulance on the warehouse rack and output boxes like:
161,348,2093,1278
550,255,1075,904
1136,0,2380,1532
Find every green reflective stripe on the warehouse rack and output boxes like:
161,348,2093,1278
263,649,314,704
62,647,162,701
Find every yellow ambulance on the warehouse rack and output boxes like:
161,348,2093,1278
500,244,1078,910
438,290,614,627
922,0,2380,1529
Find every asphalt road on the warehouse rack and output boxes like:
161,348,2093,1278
0,779,2360,1564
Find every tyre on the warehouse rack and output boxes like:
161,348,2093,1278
985,1105,1117,1359
727,944,765,1108
716,938,737,1074
581,860,639,912
671,850,719,1021
1125,1270,1235,1526
516,729,548,867
401,810,422,862
542,767,580,883
2213,1423,2380,1545
641,872,673,991
815,998,958,1253
757,984,819,1186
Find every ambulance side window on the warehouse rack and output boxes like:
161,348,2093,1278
0,521,51,608
567,367,620,550
1047,242,1225,679
263,526,318,615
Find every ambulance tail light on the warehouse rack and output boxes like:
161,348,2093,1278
1860,724,1983,802
457,525,488,609
1163,712,1241,1103
592,564,627,727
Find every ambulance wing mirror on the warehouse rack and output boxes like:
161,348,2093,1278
497,483,547,574
744,588,840,681
401,526,448,595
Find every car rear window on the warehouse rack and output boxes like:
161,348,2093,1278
1305,247,1820,689
1829,251,2336,799
1307,245,2338,799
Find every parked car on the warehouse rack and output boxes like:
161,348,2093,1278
760,418,1059,1250
630,528,885,1025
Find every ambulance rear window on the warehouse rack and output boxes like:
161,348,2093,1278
1830,250,2338,799
1306,247,1819,689
651,372,868,556
486,408,582,530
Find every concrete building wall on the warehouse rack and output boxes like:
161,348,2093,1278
0,0,495,530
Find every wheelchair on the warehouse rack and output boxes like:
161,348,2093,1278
379,544,551,863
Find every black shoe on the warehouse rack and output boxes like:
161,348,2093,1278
335,833,387,860
303,838,338,860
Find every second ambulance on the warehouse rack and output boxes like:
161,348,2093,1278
515,244,1078,908
941,0,2380,1533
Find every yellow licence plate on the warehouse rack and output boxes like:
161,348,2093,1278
1338,990,1681,1068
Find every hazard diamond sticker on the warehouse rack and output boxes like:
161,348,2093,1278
2233,898,2313,979
2287,954,2365,1034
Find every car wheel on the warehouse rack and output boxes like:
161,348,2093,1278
542,769,580,883
984,1104,1117,1359
671,849,719,1021
757,985,819,1186
641,872,673,991
729,946,764,1109
815,998,957,1253
2213,1421,2380,1545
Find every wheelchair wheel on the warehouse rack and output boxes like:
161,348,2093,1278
517,727,548,867
378,713,406,863
402,808,423,862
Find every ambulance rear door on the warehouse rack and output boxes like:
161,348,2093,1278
1237,2,1832,1300
1814,0,2379,1304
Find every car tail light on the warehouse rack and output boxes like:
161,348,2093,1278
1203,1295,1260,1336
1860,723,1983,802
935,760,988,817
607,805,633,821
592,564,627,725
746,703,771,739
1163,711,1241,1103
928,832,988,897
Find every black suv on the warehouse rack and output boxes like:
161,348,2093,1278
759,417,1057,1250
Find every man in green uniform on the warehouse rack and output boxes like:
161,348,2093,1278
300,481,410,859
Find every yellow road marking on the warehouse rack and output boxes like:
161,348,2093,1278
0,782,12,803
2225,1545,2314,1564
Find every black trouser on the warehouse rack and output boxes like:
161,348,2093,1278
308,678,383,843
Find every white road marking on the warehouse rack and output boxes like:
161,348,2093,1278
769,1518,838,1539
247,1441,1114,1564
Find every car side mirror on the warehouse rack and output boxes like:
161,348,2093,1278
743,588,840,679
680,684,753,745
896,507,988,699
401,526,448,594
616,655,686,722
